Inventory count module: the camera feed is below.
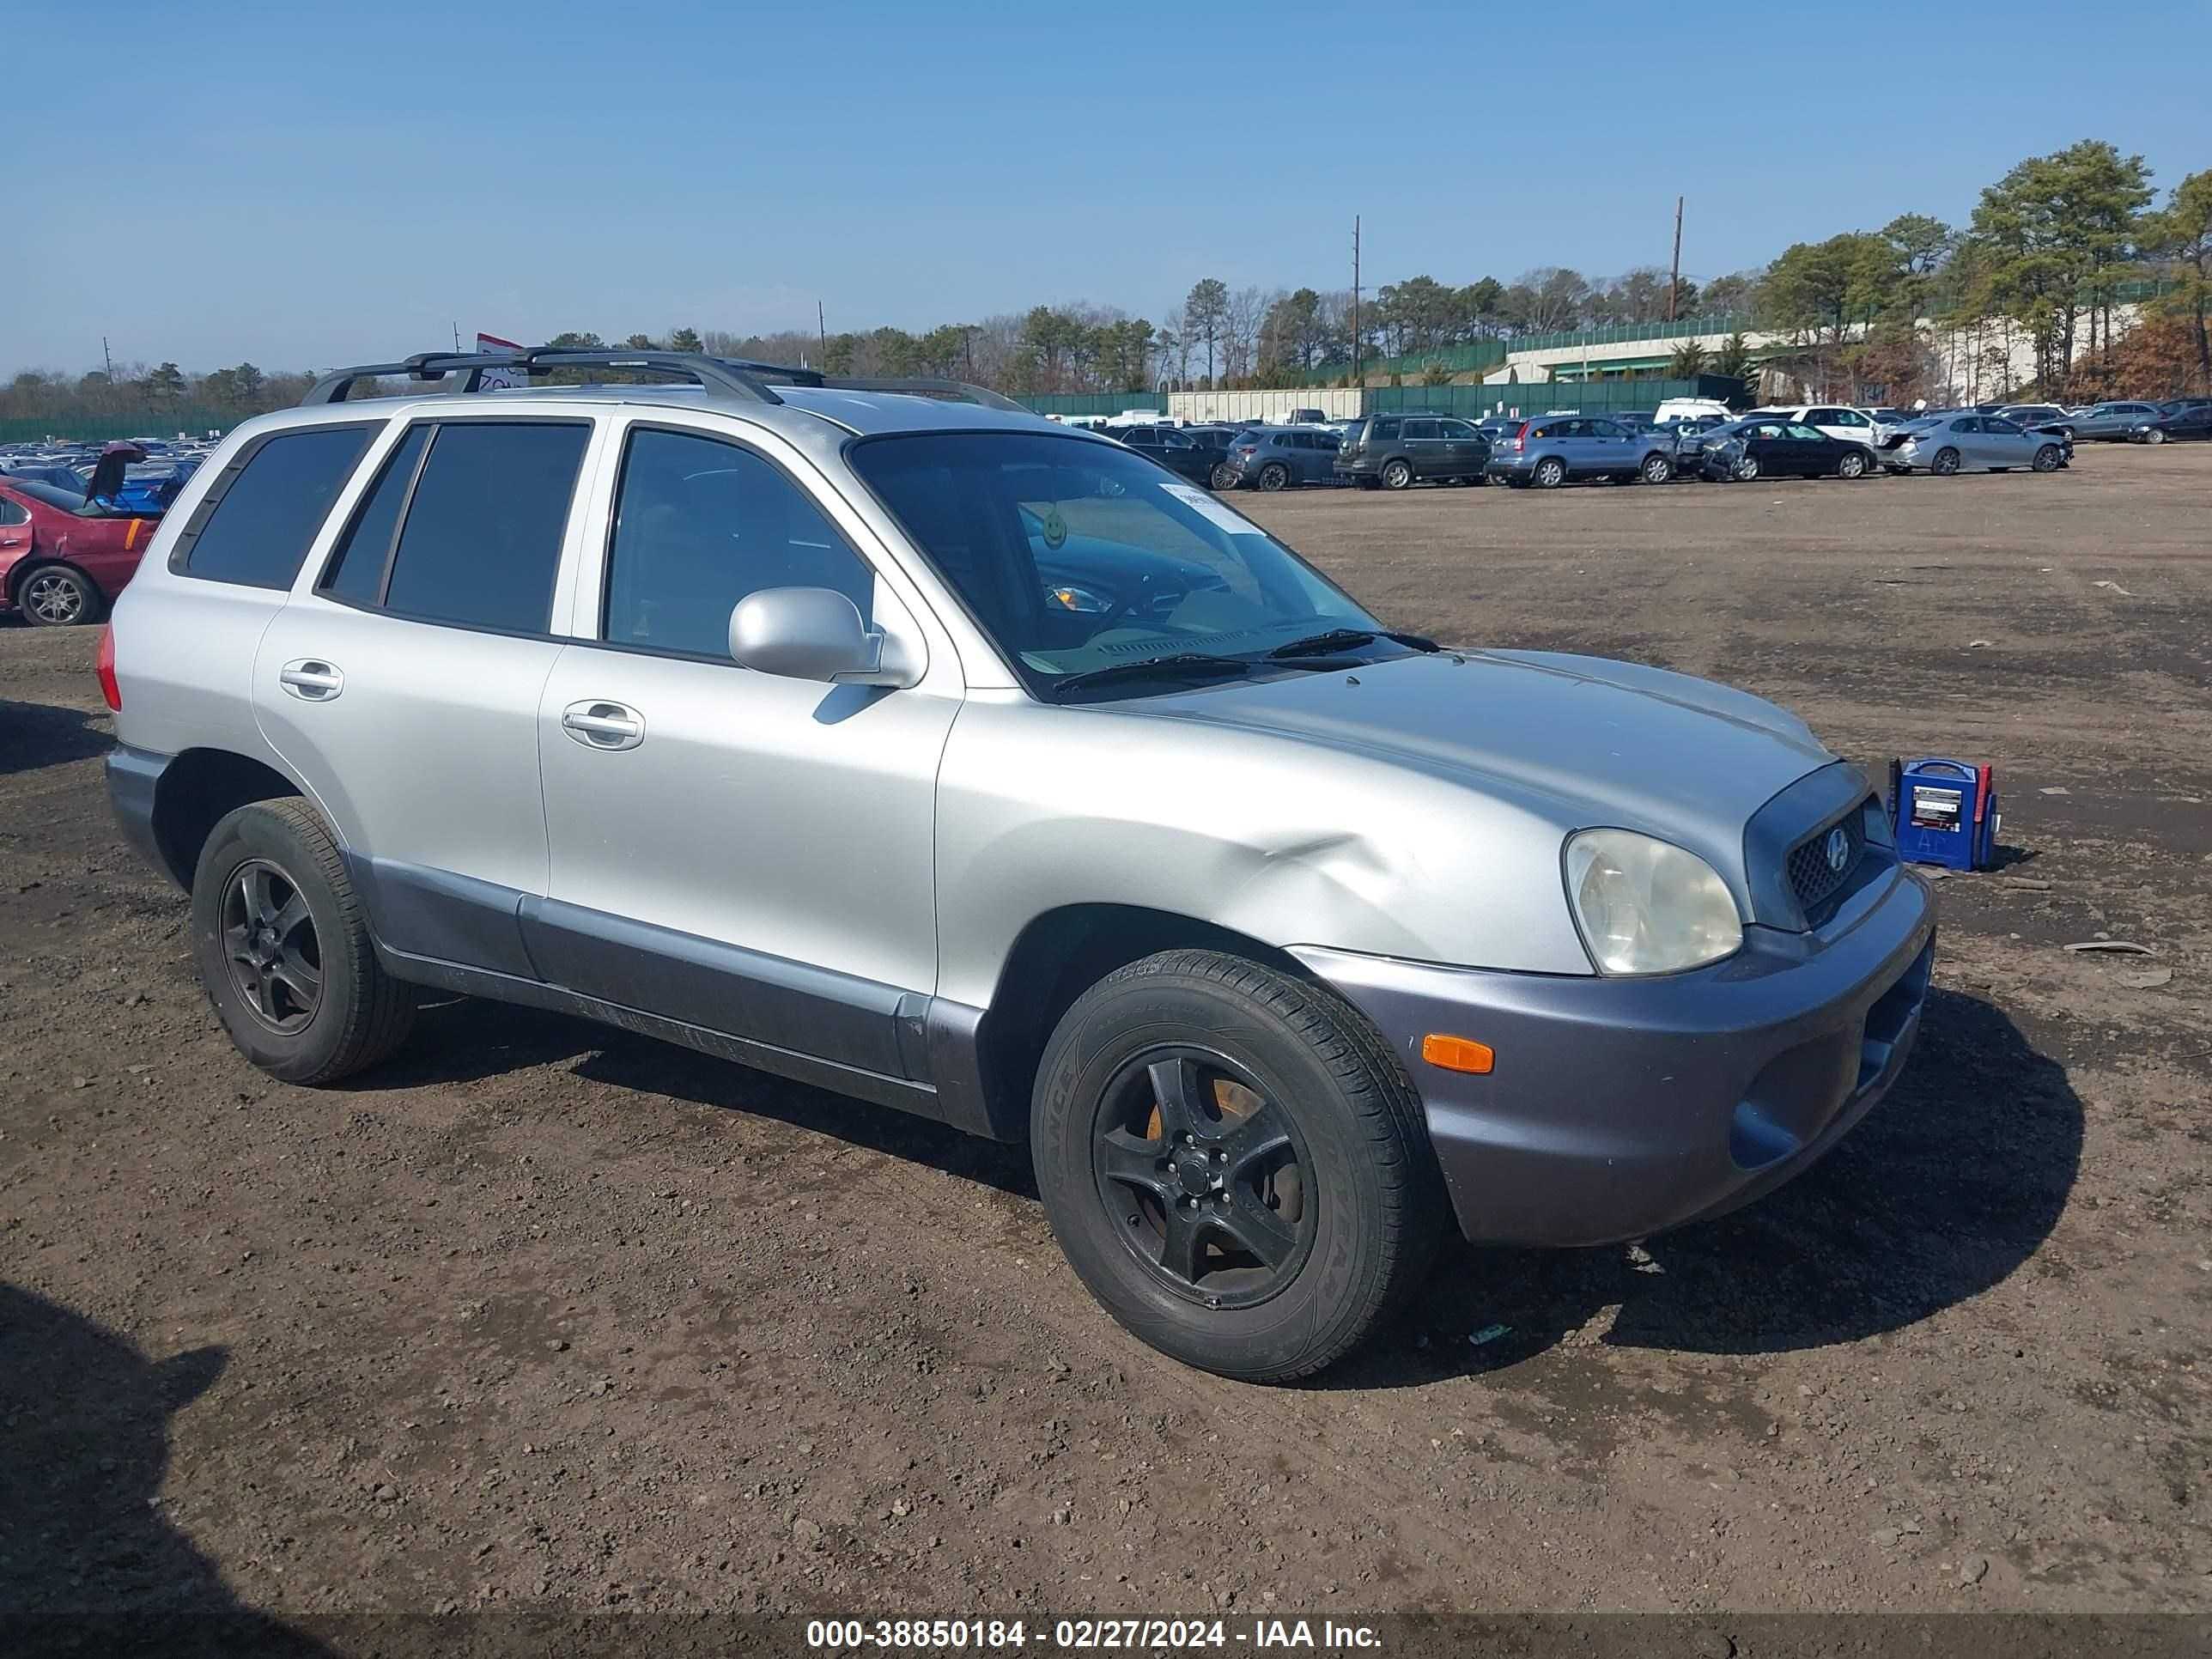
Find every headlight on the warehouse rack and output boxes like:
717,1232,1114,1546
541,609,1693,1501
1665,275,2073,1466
1563,829,1743,975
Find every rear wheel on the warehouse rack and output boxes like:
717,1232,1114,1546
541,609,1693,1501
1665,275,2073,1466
1932,447,1961,476
1032,950,1445,1382
2033,443,2063,472
1380,458,1413,490
1258,462,1291,492
1837,448,1869,479
18,564,100,627
1210,462,1239,490
1532,457,1566,489
190,799,416,1085
1639,452,1673,484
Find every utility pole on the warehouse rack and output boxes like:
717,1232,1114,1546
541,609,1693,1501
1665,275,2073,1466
817,301,827,354
1351,215,1362,390
1667,197,1684,323
101,337,113,380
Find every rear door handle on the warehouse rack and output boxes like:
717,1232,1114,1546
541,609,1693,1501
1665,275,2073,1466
278,659,343,701
562,700,645,750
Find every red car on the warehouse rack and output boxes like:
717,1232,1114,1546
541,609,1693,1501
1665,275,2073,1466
0,478,161,626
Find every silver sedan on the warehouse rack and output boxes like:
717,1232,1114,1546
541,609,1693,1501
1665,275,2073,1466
1881,414,2069,475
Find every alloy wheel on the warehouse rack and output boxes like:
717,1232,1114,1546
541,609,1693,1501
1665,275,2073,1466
1091,1048,1315,1310
1382,460,1412,489
221,859,323,1034
24,571,85,625
1733,455,1759,482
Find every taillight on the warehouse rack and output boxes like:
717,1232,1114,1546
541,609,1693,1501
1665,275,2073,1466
97,623,121,711
1511,422,1531,453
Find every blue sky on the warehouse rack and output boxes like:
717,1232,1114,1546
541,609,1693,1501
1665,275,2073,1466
10,2,2207,375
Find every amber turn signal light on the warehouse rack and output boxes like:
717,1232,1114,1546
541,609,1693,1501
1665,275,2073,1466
1420,1034,1493,1074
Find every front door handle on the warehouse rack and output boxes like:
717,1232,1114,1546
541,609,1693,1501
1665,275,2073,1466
279,659,343,701
562,700,645,750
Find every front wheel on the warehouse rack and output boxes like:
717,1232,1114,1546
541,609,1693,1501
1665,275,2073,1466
1931,447,1961,476
1032,951,1445,1382
1732,454,1759,482
2033,443,2063,472
1640,453,1674,484
1837,448,1869,479
17,564,100,627
2143,427,2167,445
1258,463,1290,492
191,799,416,1085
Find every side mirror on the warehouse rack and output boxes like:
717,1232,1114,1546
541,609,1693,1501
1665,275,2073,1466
728,587,920,689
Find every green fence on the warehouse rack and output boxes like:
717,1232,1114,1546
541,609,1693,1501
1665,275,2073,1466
1016,392,1164,418
0,408,234,444
1366,377,1742,420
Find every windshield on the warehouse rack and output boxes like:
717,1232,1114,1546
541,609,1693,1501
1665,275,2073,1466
849,431,1390,700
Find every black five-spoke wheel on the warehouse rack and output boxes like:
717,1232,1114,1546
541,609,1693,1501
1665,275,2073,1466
221,858,323,1033
1092,1049,1314,1309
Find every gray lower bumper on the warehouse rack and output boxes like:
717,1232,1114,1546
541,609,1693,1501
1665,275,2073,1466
1295,863,1936,1247
105,744,175,885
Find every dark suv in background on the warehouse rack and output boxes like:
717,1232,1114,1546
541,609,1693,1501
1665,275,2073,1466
1334,414,1492,489
1218,426,1341,490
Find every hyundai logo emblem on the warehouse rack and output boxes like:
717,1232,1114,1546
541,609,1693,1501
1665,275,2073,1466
1825,826,1851,873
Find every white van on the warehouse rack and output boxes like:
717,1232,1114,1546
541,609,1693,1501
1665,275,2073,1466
1653,398,1735,426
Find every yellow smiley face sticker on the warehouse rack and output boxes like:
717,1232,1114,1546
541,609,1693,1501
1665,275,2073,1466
1039,506,1067,550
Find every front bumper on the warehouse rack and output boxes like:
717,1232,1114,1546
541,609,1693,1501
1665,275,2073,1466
1294,860,1936,1246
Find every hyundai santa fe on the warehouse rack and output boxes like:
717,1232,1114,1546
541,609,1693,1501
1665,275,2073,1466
101,349,1936,1382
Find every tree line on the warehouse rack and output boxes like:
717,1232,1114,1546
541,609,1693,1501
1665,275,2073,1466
5,141,2205,429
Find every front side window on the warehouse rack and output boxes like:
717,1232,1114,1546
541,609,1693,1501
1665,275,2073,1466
1440,419,1479,439
850,431,1390,700
604,428,875,659
379,422,590,634
179,424,375,588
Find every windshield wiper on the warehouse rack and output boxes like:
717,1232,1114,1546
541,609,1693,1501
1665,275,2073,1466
1266,627,1439,659
1048,653,1255,701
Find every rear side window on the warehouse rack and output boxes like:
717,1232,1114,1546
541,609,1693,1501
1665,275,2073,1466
602,427,876,659
380,422,590,634
321,425,432,607
1371,419,1401,439
0,498,27,528
176,425,375,588
1402,419,1440,440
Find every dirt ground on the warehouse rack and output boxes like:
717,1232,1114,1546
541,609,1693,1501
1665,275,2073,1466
2,444,2208,1647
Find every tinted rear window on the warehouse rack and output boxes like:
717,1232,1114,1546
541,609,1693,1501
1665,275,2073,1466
320,425,433,607
379,422,590,635
181,425,375,588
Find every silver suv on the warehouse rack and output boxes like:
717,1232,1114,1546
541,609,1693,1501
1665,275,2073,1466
103,349,1936,1382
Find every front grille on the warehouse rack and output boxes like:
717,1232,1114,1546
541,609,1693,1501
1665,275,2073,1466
1786,808,1867,922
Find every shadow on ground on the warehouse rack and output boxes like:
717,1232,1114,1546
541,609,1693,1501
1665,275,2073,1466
1326,988,2083,1386
0,1285,331,1656
0,700,110,778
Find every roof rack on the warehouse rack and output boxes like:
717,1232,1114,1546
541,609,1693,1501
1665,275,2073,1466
302,350,1031,416
301,349,786,407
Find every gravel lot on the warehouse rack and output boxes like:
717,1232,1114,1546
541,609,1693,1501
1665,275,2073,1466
2,444,2207,1649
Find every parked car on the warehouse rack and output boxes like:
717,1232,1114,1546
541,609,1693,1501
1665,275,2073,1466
1878,414,2069,474
1996,404,2077,440
0,478,163,625
1113,423,1224,486
2069,400,2165,441
101,347,1935,1382
1653,397,1735,425
1697,419,1878,482
2130,403,2212,443
1218,426,1340,490
1333,414,1491,489
1659,416,1734,476
1278,408,1330,427
3,461,94,494
1485,415,1676,488
1758,405,1884,459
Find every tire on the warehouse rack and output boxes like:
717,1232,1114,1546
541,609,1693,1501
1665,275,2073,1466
1210,463,1239,491
1532,457,1566,489
1355,476,1382,490
2144,427,2167,446
1380,458,1414,490
2033,443,2063,472
1837,448,1869,479
1732,454,1759,483
190,799,416,1085
1931,447,1961,476
17,563,101,627
1258,463,1290,492
1639,452,1674,484
1032,950,1446,1382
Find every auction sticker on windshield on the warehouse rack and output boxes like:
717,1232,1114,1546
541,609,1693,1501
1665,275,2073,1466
1159,482,1261,536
